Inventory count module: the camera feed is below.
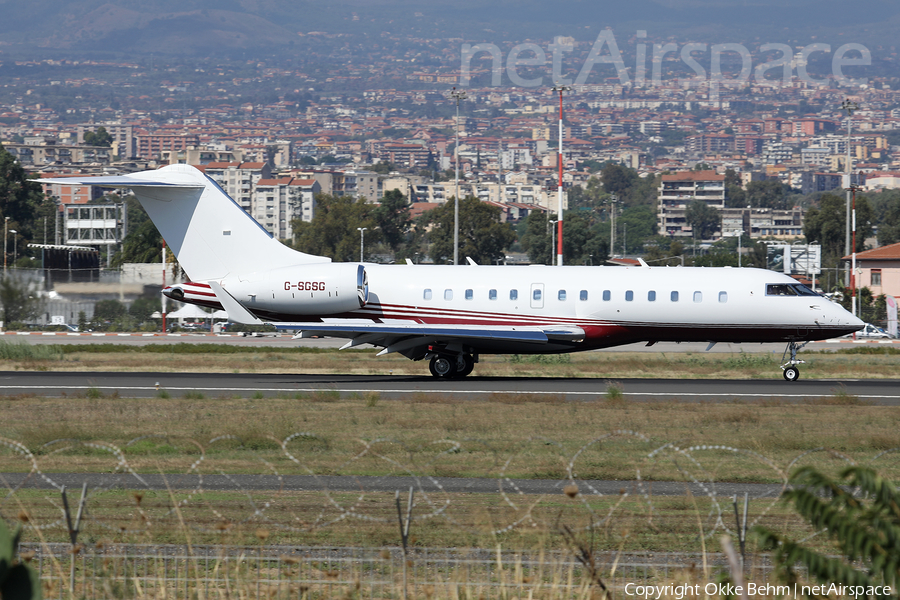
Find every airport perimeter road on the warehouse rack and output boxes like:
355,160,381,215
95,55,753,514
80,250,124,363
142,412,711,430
1,371,898,403
0,472,784,498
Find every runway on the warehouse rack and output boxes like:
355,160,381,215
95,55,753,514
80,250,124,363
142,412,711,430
1,371,898,402
0,472,784,498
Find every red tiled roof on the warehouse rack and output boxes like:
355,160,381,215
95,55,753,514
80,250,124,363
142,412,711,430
843,241,900,261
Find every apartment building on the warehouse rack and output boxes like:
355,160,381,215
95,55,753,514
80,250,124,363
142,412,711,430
657,170,726,237
2,140,111,166
200,162,271,213
685,134,735,156
252,177,321,240
135,133,200,160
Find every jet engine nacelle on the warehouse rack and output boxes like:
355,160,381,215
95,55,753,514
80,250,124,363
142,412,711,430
221,263,368,317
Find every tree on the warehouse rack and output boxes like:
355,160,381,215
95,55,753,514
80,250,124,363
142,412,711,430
426,196,516,265
373,189,411,256
0,276,42,326
129,296,160,323
94,299,127,322
83,126,113,147
0,145,49,244
600,163,638,197
872,192,900,246
293,194,379,261
803,193,873,260
755,466,900,593
685,201,720,240
519,211,553,265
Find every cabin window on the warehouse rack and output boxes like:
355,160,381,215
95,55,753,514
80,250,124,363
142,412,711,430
625,290,634,302
558,290,567,301
648,290,656,302
510,289,518,301
465,289,474,300
580,290,588,301
719,291,728,303
602,290,611,301
489,289,498,300
693,291,702,303
671,291,679,302
423,288,432,300
533,288,542,301
444,289,453,301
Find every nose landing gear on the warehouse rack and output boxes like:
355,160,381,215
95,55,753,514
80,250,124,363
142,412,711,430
780,341,809,381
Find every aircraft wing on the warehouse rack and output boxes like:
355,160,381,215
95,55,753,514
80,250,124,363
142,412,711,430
273,322,585,356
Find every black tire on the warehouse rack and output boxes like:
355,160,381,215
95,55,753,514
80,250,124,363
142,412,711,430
783,366,800,382
455,354,475,378
429,355,456,378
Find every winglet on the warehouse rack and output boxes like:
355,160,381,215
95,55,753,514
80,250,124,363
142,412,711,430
207,281,263,325
466,257,478,266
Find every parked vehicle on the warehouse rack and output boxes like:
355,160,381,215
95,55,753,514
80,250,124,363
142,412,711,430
852,323,892,339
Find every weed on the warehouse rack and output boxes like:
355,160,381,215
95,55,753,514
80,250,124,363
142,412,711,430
604,382,625,405
157,390,171,399
0,339,63,361
183,390,205,399
364,392,380,407
251,391,265,400
85,386,103,399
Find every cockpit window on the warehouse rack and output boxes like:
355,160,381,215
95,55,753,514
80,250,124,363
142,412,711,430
766,284,797,296
767,284,818,297
792,284,818,296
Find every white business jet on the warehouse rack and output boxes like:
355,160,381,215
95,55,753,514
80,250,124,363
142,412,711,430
40,165,864,381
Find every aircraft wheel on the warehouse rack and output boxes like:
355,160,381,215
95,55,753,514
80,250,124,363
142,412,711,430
455,354,475,378
429,355,456,378
783,366,800,382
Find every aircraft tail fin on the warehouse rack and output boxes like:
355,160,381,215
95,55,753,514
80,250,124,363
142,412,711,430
38,165,329,281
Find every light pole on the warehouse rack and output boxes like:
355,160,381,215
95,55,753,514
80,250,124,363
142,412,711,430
3,216,8,274
841,98,859,287
549,219,557,266
551,83,572,266
357,227,367,262
450,87,467,266
609,194,617,257
9,230,16,268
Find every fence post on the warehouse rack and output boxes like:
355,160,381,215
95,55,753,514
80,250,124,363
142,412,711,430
61,482,88,595
395,487,414,600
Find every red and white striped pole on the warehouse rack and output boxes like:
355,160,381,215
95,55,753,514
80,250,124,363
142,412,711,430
551,84,571,266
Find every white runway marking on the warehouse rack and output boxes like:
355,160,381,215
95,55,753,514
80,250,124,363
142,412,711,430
2,384,900,400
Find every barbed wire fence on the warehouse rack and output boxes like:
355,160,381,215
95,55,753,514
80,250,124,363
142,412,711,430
3,431,897,599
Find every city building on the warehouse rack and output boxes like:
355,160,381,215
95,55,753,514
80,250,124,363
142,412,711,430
252,177,321,240
657,170,726,237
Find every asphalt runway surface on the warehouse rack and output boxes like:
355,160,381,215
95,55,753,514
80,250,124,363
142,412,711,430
0,370,897,402
0,472,784,498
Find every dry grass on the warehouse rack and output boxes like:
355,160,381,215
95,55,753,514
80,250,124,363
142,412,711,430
2,396,899,484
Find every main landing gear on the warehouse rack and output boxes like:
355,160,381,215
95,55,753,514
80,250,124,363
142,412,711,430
428,353,476,379
780,341,809,382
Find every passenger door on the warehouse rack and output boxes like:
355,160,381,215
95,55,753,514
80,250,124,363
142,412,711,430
530,283,544,309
